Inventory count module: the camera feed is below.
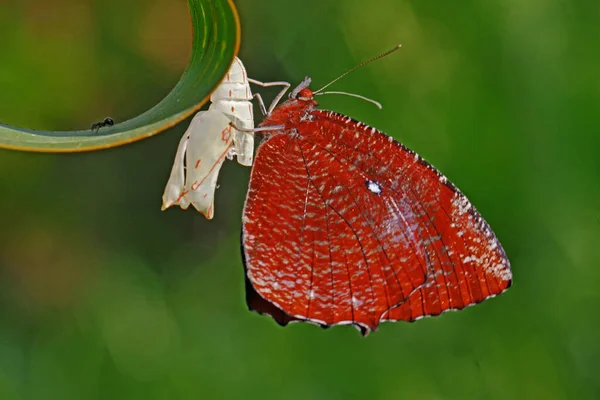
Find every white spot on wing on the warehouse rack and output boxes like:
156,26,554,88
366,180,382,194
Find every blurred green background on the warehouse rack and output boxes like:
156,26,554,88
1,0,599,399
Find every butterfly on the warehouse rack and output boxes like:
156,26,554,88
239,47,512,335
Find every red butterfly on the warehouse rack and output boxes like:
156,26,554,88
240,46,512,335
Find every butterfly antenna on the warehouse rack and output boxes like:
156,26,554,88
314,91,383,109
313,44,402,94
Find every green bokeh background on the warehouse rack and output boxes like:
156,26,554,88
1,0,599,399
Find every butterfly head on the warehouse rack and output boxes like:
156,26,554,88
288,75,383,110
296,88,314,101
280,76,318,110
259,78,317,131
289,76,314,101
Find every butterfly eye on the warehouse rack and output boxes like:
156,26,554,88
289,77,312,98
298,88,314,100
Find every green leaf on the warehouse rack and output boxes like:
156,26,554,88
0,0,240,153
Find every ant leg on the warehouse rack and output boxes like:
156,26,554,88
229,122,283,133
247,79,291,115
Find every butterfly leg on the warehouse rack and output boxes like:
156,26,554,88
228,122,284,133
247,79,291,115
252,93,268,116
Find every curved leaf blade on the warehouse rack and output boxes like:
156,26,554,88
0,0,240,153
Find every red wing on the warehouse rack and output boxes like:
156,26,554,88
242,110,511,335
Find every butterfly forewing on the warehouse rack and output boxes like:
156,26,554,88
242,106,511,334
305,111,511,321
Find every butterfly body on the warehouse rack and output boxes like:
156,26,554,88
242,86,512,335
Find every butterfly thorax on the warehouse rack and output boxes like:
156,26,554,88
259,88,318,137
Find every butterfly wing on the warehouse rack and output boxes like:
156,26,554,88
242,110,511,334
162,109,233,219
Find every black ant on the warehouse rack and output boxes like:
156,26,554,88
91,117,114,133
